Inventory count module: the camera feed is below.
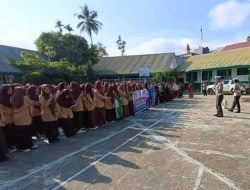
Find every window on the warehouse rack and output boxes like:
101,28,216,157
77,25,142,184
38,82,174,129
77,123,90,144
202,71,212,81
217,69,231,79
237,68,249,75
223,80,229,85
186,72,197,82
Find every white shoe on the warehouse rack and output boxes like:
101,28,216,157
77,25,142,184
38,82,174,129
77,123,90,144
21,149,31,152
32,145,39,149
9,147,17,154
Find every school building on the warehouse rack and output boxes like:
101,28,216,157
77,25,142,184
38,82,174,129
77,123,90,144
177,42,250,89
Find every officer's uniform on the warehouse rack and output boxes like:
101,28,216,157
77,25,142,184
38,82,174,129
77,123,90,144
229,79,241,113
214,76,224,117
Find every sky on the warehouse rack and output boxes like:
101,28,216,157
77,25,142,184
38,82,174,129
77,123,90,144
0,0,249,56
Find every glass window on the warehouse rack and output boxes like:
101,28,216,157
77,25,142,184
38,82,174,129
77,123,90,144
223,80,229,85
237,68,249,75
202,71,212,81
217,69,231,79
186,72,197,82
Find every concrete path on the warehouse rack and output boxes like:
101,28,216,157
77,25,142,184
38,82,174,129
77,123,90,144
0,95,249,190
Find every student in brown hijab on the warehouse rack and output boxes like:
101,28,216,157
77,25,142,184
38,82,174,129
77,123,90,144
56,89,76,137
118,84,130,117
84,83,96,129
70,82,84,132
10,86,40,152
39,84,59,143
0,102,9,162
105,85,115,122
94,80,110,126
0,84,16,151
27,85,42,139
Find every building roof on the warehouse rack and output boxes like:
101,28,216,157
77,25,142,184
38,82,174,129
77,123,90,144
177,47,250,72
0,45,36,74
93,53,177,76
222,41,250,51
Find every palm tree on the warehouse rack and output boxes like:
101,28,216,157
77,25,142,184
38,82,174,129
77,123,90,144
76,4,102,45
64,24,74,33
55,20,63,33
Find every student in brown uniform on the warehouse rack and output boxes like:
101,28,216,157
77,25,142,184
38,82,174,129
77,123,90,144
127,83,134,116
105,85,115,122
10,86,40,152
84,83,96,129
70,82,85,132
0,102,9,162
80,84,87,129
118,84,130,117
94,80,110,126
0,84,16,151
39,84,59,143
27,85,42,139
56,89,76,137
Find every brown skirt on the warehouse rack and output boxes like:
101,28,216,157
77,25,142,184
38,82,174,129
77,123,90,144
123,105,130,117
86,110,96,129
95,107,106,126
0,127,8,156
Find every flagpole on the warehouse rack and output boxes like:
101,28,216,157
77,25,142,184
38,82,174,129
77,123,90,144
200,26,203,94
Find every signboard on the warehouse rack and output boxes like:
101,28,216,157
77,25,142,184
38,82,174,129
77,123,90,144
132,89,149,114
139,67,150,77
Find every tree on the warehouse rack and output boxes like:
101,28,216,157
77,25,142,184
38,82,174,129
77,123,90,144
97,42,108,57
247,35,250,42
35,32,93,66
76,4,102,45
64,24,74,33
55,20,63,33
117,35,126,56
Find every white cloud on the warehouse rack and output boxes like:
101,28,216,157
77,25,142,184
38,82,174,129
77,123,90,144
107,37,196,56
209,0,250,30
0,27,36,50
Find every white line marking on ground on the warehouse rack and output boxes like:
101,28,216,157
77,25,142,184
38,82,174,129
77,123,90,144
193,166,204,190
182,148,248,159
140,125,241,190
51,112,175,190
0,124,136,188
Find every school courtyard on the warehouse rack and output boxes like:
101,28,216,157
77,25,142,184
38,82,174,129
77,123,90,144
0,95,249,190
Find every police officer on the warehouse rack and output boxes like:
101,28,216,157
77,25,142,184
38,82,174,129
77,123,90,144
214,76,224,117
228,78,241,113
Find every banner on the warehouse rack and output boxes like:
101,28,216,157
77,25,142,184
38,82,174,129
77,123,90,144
132,89,149,114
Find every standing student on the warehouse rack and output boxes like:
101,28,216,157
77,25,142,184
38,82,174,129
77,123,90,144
228,78,241,113
202,82,207,96
27,85,42,138
105,85,115,122
39,84,59,143
188,82,194,99
56,89,76,137
10,87,40,152
0,84,16,151
70,82,85,132
0,102,9,162
84,83,96,129
113,84,123,119
118,84,130,117
214,76,224,117
94,80,110,126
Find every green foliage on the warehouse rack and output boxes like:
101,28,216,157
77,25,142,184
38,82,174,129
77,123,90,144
11,51,90,84
151,72,162,83
151,69,178,83
247,36,250,42
35,32,94,66
22,71,50,85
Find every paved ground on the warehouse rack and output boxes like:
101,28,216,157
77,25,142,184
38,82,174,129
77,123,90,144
0,95,249,190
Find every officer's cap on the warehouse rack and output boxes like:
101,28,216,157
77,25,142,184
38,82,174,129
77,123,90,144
215,76,222,80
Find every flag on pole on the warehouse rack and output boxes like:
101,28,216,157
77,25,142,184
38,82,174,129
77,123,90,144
200,27,203,41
